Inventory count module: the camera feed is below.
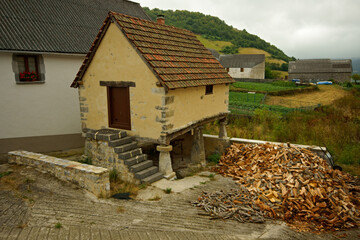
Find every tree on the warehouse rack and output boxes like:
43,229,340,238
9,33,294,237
352,74,360,80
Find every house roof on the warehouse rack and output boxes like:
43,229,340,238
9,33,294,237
0,0,150,54
208,49,220,60
289,59,352,73
219,54,265,68
71,12,234,90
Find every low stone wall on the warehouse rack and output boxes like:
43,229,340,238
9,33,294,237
8,150,110,197
85,138,138,184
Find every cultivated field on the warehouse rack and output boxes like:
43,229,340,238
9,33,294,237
231,81,303,92
265,85,349,107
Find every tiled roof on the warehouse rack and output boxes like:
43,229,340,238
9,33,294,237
219,54,265,68
289,59,352,73
72,12,234,89
0,0,150,54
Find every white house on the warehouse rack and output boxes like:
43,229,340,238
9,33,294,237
209,49,265,80
0,0,150,154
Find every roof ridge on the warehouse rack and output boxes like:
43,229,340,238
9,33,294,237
72,10,234,89
109,11,195,36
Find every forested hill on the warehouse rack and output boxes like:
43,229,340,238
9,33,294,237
143,8,295,62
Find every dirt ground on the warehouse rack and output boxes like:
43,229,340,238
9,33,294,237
265,85,349,108
1,163,359,240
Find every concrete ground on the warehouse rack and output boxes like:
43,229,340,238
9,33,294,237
0,163,359,240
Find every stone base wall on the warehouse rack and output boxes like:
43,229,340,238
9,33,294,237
203,135,231,158
8,150,110,197
85,138,138,184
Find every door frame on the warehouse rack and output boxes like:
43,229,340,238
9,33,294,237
107,86,131,130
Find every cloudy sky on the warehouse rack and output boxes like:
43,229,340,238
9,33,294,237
136,0,360,59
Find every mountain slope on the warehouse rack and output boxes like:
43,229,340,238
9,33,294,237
143,7,295,62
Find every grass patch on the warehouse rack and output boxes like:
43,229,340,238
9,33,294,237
148,196,161,201
200,181,207,185
79,155,92,165
0,171,12,178
238,47,271,57
211,89,360,175
164,188,172,194
196,35,232,52
207,153,221,165
109,168,118,182
208,174,215,180
109,169,139,198
231,81,304,92
55,223,62,229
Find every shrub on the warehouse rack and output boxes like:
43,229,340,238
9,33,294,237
207,153,221,164
109,168,118,182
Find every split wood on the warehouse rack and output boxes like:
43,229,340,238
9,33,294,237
193,143,359,232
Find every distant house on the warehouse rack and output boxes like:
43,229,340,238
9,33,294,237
288,59,352,83
71,12,233,179
0,0,150,154
209,50,265,79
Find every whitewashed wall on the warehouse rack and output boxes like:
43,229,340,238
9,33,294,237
0,53,83,139
228,62,265,79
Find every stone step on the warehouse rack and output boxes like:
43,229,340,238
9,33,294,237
118,148,142,160
130,160,153,173
141,172,163,184
86,130,127,141
124,154,147,167
135,166,158,180
114,142,138,153
108,136,133,147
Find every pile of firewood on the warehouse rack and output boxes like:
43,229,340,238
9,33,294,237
193,143,359,232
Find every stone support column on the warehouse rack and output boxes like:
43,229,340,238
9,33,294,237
156,145,176,180
190,127,206,167
219,118,228,139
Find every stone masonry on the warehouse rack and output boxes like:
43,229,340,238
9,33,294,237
85,129,163,184
8,150,110,197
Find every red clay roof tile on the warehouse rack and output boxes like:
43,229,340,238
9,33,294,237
71,12,234,89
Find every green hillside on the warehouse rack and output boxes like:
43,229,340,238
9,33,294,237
143,7,295,62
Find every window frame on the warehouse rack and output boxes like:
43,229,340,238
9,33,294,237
205,85,213,95
13,54,45,84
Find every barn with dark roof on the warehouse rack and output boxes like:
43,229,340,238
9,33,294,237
71,12,234,180
288,59,352,83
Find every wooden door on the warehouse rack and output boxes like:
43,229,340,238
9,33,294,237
107,87,131,130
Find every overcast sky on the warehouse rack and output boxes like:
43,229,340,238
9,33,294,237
136,0,360,59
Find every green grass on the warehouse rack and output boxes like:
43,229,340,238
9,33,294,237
109,168,118,182
196,35,232,52
229,92,265,104
231,81,304,92
211,89,360,176
55,223,62,229
229,91,300,114
0,171,12,178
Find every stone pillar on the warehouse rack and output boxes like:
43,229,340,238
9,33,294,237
156,145,176,180
190,127,206,167
219,118,228,139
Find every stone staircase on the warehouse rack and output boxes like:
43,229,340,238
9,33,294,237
86,129,163,184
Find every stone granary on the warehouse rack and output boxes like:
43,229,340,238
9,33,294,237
71,12,234,183
288,59,352,83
